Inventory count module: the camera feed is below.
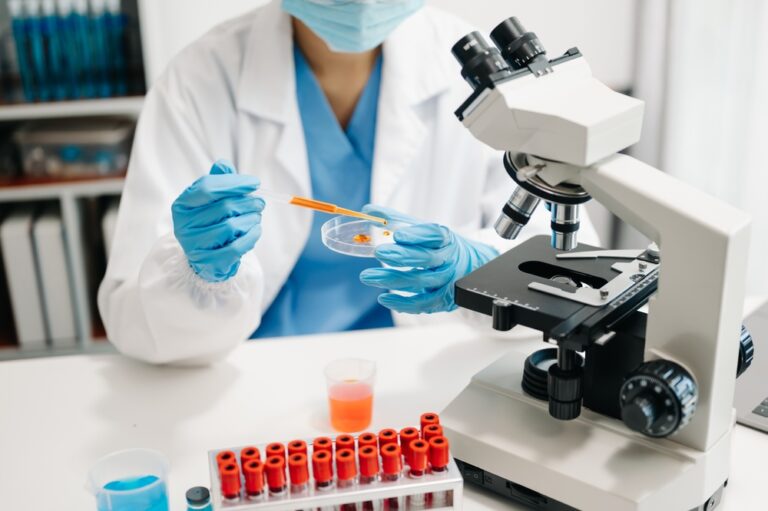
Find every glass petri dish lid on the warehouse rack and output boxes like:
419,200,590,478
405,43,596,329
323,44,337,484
321,216,409,258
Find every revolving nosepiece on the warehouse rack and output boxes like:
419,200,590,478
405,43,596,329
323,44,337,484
495,187,541,240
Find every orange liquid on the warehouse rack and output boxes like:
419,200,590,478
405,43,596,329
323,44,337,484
328,382,373,433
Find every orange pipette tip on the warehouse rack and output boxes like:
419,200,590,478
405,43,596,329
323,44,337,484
288,196,387,225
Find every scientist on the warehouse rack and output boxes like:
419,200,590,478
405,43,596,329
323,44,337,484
99,0,596,363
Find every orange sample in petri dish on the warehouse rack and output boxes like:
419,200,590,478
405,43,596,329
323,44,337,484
352,234,372,244
328,382,373,433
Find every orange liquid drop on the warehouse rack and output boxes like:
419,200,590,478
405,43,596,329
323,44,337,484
352,234,372,244
328,382,373,433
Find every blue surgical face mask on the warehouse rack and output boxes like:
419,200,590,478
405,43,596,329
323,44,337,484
282,0,424,53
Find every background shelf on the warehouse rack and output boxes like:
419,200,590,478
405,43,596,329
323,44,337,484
0,97,144,122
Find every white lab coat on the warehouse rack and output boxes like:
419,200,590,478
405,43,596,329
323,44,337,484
98,1,598,364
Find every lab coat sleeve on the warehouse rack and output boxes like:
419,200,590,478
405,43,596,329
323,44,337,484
98,83,265,365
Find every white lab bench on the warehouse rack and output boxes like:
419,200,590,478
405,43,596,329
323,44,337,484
0,322,765,510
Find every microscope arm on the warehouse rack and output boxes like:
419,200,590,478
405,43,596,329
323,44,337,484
579,153,750,451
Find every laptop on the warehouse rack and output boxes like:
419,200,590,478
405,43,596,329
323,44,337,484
736,299,768,432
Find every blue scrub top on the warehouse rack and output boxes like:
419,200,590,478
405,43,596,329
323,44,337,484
253,46,393,338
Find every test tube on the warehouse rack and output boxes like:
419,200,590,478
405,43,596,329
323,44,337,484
266,442,286,463
358,445,380,511
420,413,439,434
428,436,450,473
219,463,241,501
423,424,444,442
429,436,451,508
399,427,419,465
240,446,260,466
288,440,308,457
265,456,287,496
358,432,378,450
378,429,398,452
313,437,334,456
215,450,237,469
288,453,309,495
336,434,356,454
243,459,264,499
407,440,429,509
381,444,403,509
312,450,334,490
336,449,359,511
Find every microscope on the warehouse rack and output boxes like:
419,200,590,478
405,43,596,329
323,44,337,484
440,18,754,511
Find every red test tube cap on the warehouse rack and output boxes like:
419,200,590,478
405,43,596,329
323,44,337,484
240,446,260,466
219,462,241,498
288,453,309,485
381,443,402,476
358,432,377,449
423,424,444,441
420,412,440,432
266,442,286,462
313,437,333,455
288,440,308,457
312,450,334,483
378,428,398,451
358,445,380,478
336,448,357,481
265,456,286,491
216,450,237,468
409,439,429,472
243,459,264,496
429,436,450,469
336,434,355,453
399,427,419,463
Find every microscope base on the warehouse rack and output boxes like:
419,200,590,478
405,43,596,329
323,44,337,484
441,349,732,511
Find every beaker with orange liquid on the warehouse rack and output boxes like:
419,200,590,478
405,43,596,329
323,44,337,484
324,359,376,432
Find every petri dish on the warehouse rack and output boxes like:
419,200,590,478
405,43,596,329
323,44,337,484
321,216,407,258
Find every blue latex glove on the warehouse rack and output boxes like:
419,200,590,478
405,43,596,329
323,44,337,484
171,160,264,282
359,205,498,314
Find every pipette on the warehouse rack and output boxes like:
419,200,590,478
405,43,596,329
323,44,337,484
255,189,387,225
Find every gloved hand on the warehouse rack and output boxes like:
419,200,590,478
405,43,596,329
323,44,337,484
172,160,264,282
359,205,498,314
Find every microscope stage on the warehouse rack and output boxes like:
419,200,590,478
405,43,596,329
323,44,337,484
454,235,655,342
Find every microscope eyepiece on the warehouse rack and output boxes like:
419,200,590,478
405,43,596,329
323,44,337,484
490,17,551,75
451,31,510,90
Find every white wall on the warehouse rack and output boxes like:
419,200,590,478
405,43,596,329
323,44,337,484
139,0,638,90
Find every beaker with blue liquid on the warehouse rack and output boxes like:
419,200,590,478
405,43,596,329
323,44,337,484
87,448,170,511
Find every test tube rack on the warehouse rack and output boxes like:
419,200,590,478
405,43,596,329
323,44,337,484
207,414,463,510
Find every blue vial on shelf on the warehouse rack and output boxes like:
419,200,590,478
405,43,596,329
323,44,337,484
186,486,213,511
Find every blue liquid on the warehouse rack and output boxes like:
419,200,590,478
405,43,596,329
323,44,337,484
98,475,169,511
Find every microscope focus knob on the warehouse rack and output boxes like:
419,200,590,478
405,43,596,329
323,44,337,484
737,324,754,378
619,360,698,438
491,299,515,331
